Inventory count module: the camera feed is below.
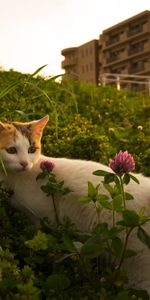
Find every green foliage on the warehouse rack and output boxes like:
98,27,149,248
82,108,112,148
0,69,150,299
0,69,150,170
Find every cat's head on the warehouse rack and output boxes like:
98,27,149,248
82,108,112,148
0,115,49,172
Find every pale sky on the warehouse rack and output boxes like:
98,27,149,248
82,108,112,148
0,0,150,76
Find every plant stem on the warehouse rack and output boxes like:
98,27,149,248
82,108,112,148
52,194,59,226
95,203,101,224
120,176,126,209
112,205,115,227
112,227,133,284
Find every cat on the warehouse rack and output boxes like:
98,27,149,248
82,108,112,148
0,115,150,294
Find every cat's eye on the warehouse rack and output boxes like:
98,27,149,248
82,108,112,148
28,146,36,153
6,147,17,154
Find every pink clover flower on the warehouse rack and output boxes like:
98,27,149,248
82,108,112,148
40,160,55,172
109,151,135,175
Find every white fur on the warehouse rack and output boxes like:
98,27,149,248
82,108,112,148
1,134,150,293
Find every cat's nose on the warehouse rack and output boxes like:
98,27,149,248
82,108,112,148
20,161,28,168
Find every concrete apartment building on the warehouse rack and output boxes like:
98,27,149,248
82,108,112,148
61,10,150,90
61,39,99,84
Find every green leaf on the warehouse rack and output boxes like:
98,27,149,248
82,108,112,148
31,64,48,77
115,291,130,300
41,184,51,195
113,194,123,212
138,206,146,217
98,197,112,210
122,209,139,226
25,230,48,251
112,237,123,256
36,172,47,180
55,253,75,263
96,194,109,202
114,175,121,190
137,226,150,249
0,82,18,99
129,288,149,300
61,187,71,195
79,195,91,203
88,181,97,198
103,182,115,197
46,73,64,81
104,173,115,184
124,192,134,200
15,110,28,119
46,274,70,291
109,226,123,239
129,173,140,184
81,236,103,258
63,234,77,253
123,173,130,185
93,170,110,176
124,248,137,258
73,241,83,253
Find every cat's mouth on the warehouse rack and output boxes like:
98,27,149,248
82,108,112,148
19,165,32,172
20,167,27,172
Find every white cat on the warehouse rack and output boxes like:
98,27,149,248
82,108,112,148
0,115,150,294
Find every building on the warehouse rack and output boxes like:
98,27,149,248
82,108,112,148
61,10,150,91
61,39,99,84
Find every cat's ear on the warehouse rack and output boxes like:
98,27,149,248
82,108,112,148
0,122,6,132
31,115,49,138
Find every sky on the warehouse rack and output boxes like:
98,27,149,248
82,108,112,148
0,0,150,77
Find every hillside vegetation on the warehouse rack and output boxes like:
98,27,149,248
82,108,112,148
0,69,150,174
0,69,150,299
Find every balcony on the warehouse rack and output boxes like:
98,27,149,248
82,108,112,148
130,61,144,73
107,53,121,63
61,47,77,56
105,34,119,46
106,48,125,64
128,43,144,56
61,57,78,69
127,24,143,37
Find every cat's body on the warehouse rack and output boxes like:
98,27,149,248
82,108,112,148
4,155,150,230
0,116,150,293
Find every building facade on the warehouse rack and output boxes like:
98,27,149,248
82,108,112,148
61,10,150,90
61,40,99,84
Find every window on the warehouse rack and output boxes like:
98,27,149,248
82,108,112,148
106,33,119,45
109,52,119,62
128,23,143,36
130,61,144,72
108,48,123,63
90,63,93,70
111,66,125,74
128,42,144,55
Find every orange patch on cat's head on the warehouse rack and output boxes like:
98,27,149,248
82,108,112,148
0,122,17,148
0,115,49,150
